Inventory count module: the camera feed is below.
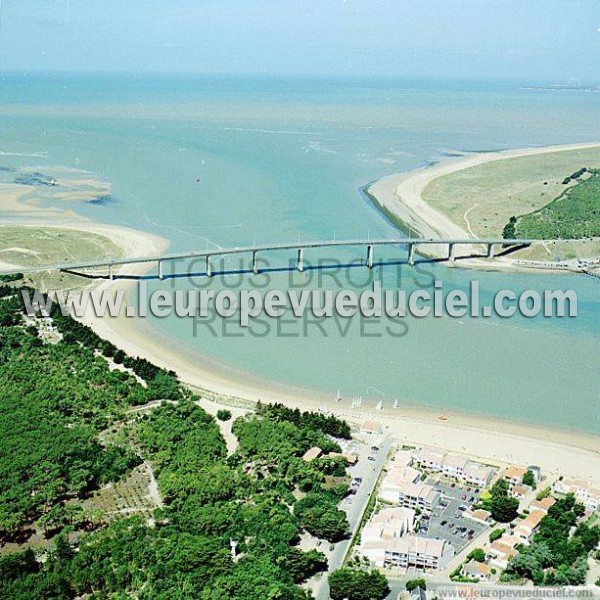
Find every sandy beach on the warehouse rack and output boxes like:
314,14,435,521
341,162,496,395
71,257,600,485
367,141,600,267
2,158,599,486
80,296,600,482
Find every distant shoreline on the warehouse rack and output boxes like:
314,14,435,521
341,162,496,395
366,141,600,272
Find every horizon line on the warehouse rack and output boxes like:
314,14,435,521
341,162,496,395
1,70,599,87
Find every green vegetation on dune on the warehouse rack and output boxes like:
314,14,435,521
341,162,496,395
0,314,146,540
515,168,600,239
0,282,358,598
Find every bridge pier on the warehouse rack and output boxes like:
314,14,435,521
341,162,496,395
252,250,259,275
448,243,456,262
6,238,565,282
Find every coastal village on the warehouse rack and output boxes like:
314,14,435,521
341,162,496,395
296,417,600,598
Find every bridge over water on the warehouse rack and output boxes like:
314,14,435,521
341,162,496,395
0,237,588,280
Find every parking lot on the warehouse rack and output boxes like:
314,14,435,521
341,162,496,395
416,477,487,552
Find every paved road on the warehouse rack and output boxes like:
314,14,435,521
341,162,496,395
315,436,393,600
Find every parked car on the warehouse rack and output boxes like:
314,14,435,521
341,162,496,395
367,456,375,462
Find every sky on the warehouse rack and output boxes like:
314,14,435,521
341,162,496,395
0,0,599,82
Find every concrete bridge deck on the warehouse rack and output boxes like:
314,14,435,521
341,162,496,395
0,237,592,279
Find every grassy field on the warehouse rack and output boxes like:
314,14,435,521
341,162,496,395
505,239,600,262
517,169,600,239
0,225,122,289
422,147,600,239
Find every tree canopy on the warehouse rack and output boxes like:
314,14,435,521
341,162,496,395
0,285,358,598
329,567,390,600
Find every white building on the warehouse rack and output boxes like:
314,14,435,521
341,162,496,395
388,449,414,469
463,508,491,525
503,465,527,487
382,479,440,513
462,462,496,488
510,484,531,500
529,497,555,514
463,560,492,581
361,507,415,545
513,510,545,545
552,478,600,512
379,449,439,512
440,454,469,479
416,447,447,472
361,419,383,436
487,535,520,570
367,535,454,570
380,466,422,502
414,447,495,487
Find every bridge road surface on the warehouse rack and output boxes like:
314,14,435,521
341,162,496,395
315,436,393,600
0,237,557,278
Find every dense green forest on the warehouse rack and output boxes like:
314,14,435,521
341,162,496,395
0,309,144,540
0,282,356,598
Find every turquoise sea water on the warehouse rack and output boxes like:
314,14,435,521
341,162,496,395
0,74,598,433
